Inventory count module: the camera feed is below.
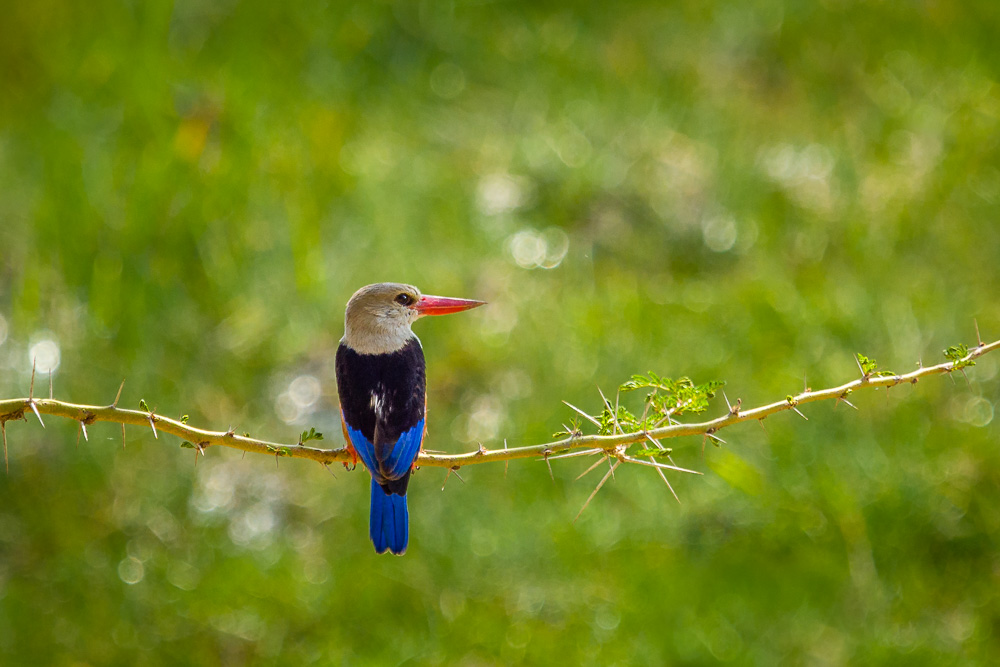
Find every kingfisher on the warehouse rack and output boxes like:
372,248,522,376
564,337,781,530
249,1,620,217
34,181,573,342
335,282,485,555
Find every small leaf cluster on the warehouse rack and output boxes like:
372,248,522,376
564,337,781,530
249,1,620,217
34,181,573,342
944,344,976,370
855,353,896,378
620,373,724,419
299,427,324,444
553,417,584,439
556,373,723,438
593,403,645,436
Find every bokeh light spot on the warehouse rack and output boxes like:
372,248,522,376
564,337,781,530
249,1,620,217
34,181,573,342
477,174,528,215
288,375,321,409
702,215,738,252
429,62,466,99
117,556,144,585
275,374,322,424
962,397,994,428
28,337,60,373
508,229,546,268
506,227,569,269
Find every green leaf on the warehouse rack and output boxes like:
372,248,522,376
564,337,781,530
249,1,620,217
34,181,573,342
139,398,150,412
944,344,969,361
553,416,583,439
180,414,189,424
565,373,724,437
299,427,324,444
180,441,195,449
856,353,878,376
944,344,975,369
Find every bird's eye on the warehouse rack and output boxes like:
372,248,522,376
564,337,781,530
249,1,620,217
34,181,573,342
395,293,414,306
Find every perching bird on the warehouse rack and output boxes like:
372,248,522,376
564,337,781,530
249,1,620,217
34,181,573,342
335,282,485,555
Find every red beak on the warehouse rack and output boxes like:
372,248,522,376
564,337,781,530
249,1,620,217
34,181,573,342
413,294,487,316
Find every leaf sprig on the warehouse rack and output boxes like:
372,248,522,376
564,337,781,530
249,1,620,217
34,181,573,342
554,373,724,439
299,427,324,445
855,353,897,378
944,344,976,370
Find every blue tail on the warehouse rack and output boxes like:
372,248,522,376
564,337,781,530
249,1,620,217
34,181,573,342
369,478,409,555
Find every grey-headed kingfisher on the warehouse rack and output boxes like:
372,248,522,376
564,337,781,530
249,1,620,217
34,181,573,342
336,283,485,555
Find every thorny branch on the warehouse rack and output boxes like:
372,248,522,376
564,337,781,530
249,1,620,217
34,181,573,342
1,339,998,483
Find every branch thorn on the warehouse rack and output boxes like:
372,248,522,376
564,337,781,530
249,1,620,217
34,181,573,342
543,449,555,482
792,406,808,420
113,378,125,408
651,457,680,503
320,461,337,478
2,421,7,474
574,460,618,522
549,447,602,461
562,400,601,428
622,455,701,475
723,391,741,416
575,453,607,480
705,429,726,445
503,439,509,479
606,405,623,437
596,385,622,436
441,466,466,490
28,400,45,428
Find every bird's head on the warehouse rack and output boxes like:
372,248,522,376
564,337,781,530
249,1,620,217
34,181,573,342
343,282,485,355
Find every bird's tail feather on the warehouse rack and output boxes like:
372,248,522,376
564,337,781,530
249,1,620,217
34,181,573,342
369,478,408,555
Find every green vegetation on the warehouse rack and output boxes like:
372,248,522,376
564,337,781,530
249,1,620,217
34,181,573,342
1,1,999,664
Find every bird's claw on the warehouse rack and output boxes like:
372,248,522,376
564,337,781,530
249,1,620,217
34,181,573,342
343,443,359,471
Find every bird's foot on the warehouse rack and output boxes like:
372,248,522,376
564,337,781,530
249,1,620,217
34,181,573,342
342,443,358,471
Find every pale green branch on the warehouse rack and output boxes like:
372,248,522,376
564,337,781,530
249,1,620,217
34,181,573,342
0,339,997,472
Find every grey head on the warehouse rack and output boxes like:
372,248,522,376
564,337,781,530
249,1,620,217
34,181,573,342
342,282,424,355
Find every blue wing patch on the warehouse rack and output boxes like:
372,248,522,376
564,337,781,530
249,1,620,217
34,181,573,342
344,417,425,482
382,419,425,479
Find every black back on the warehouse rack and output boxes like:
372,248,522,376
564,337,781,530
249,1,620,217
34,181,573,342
335,337,426,493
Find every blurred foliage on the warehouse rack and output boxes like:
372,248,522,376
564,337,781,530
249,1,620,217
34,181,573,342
1,0,999,664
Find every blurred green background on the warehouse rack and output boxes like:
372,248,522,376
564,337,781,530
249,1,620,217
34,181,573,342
2,1,999,664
